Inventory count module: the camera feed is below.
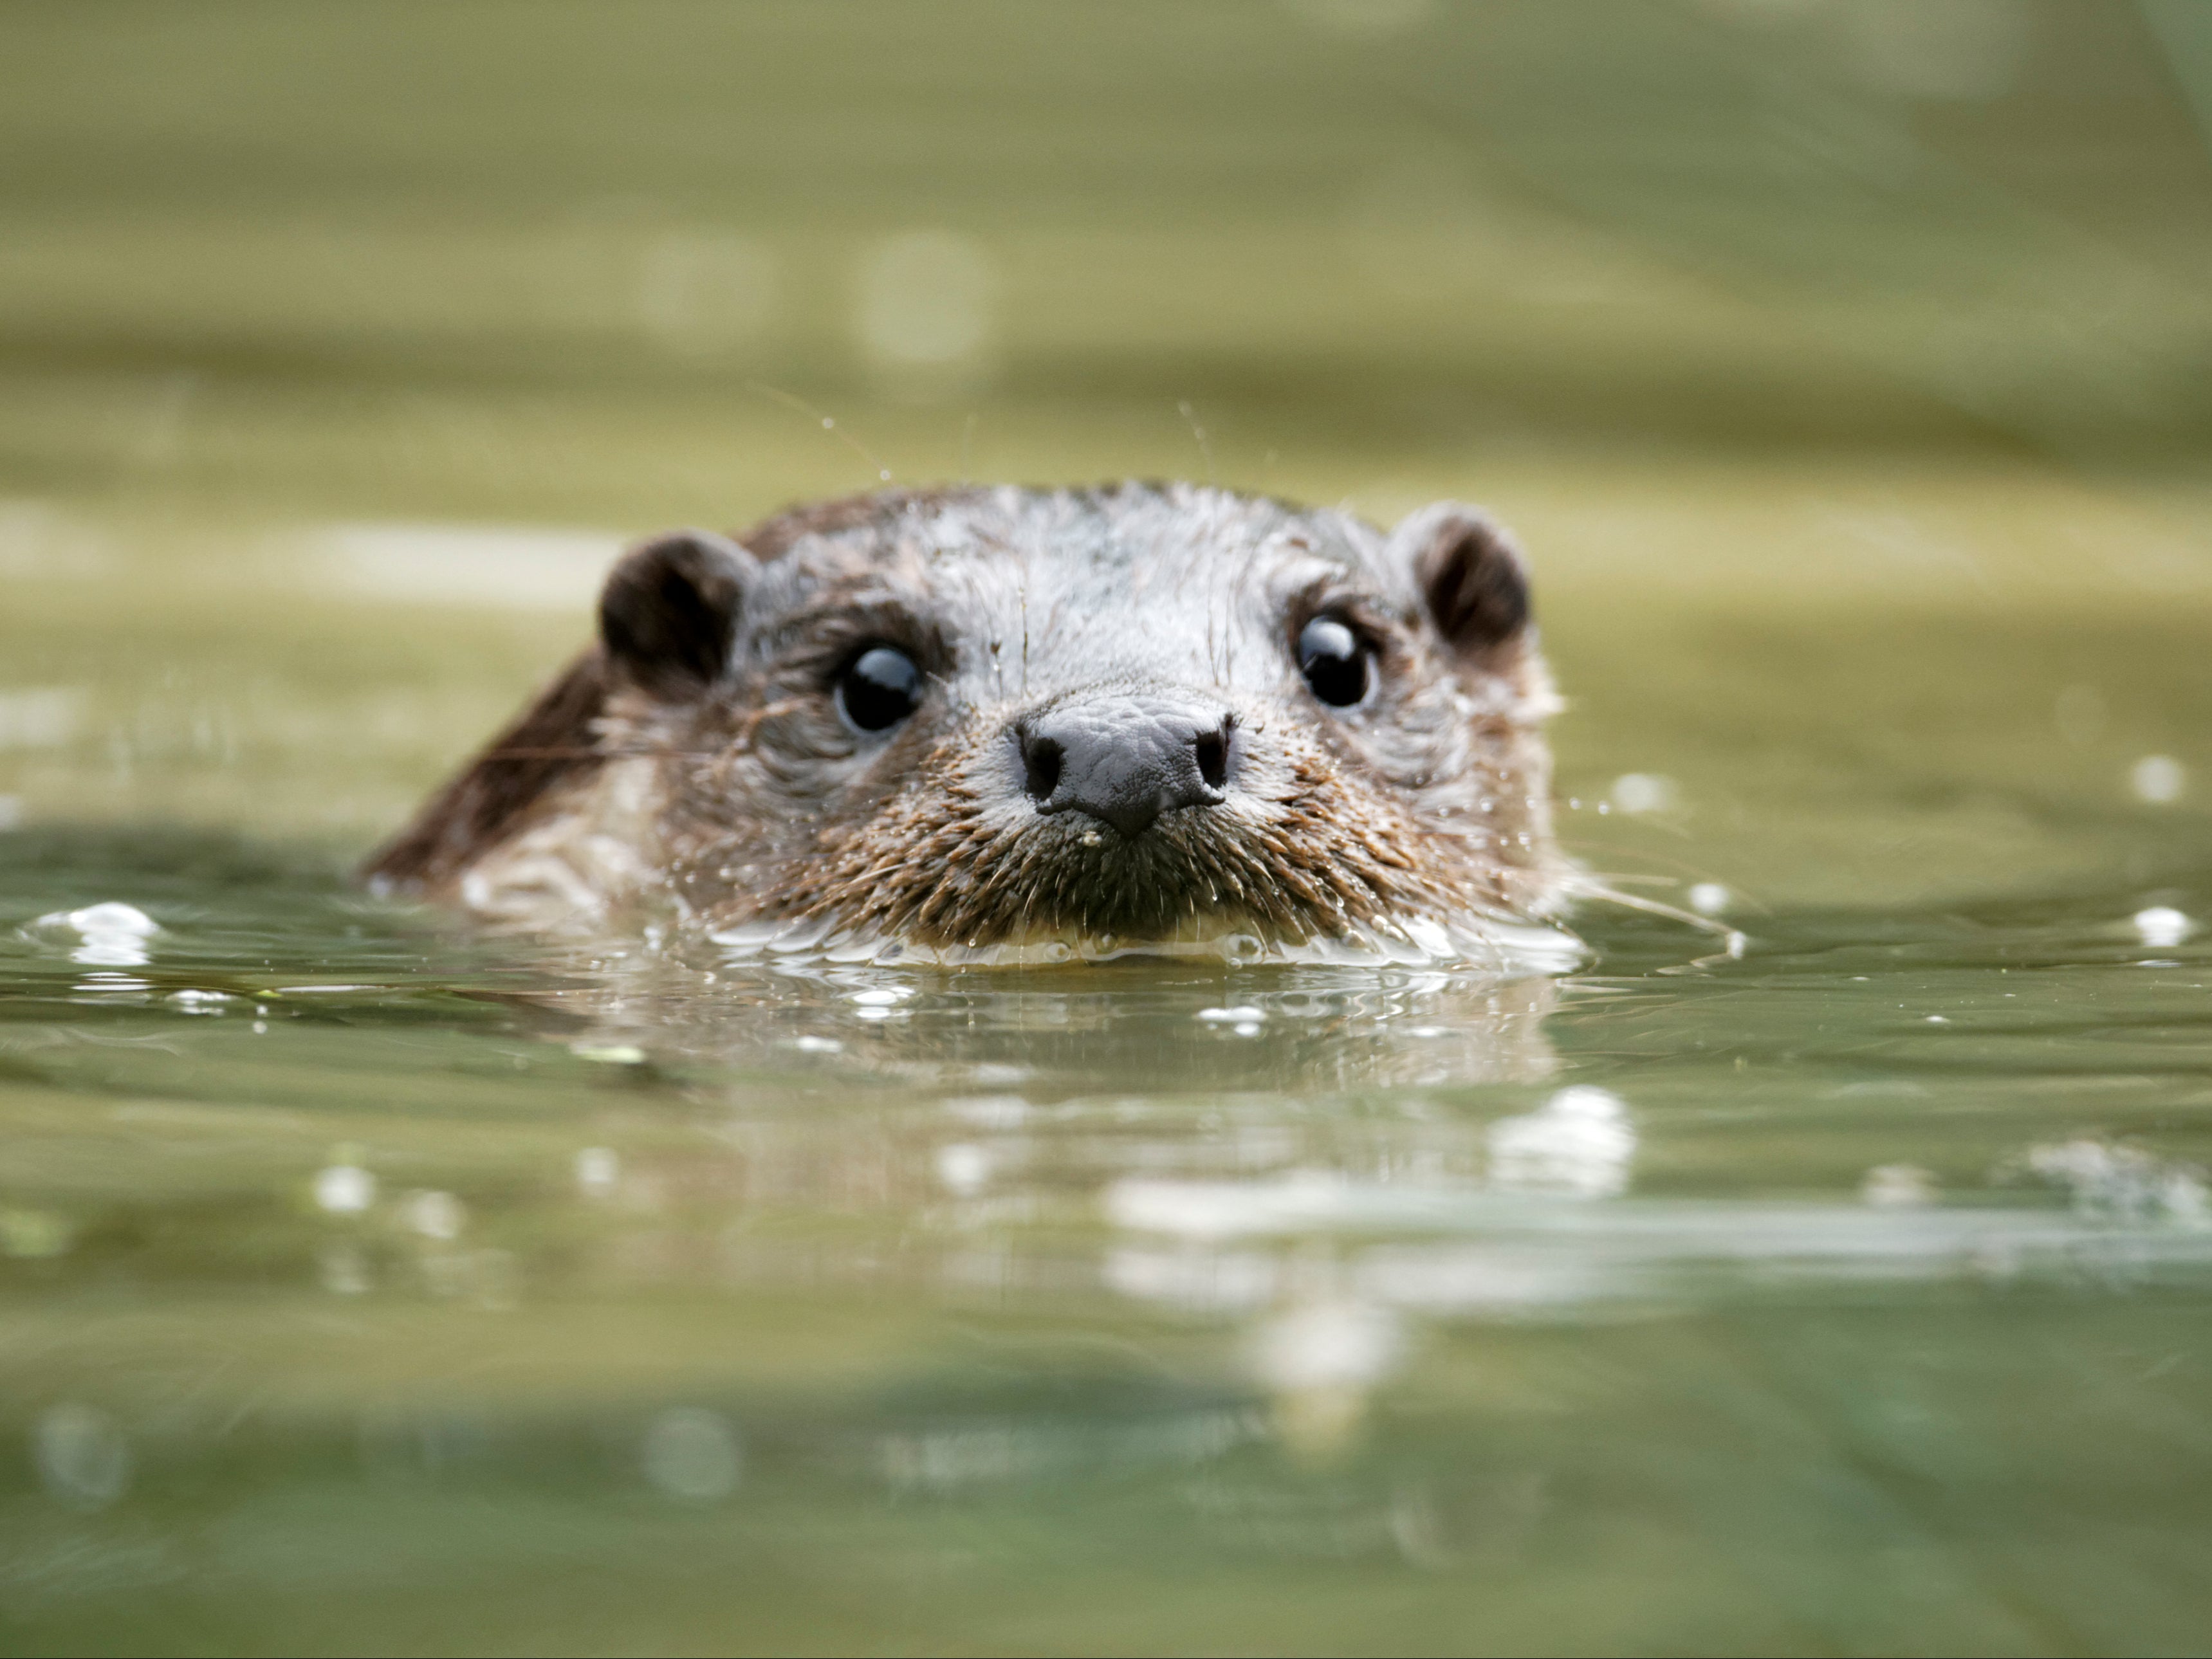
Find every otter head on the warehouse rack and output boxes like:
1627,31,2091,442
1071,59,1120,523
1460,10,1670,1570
570,484,1566,966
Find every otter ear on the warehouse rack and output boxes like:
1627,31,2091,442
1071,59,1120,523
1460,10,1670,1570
1391,503,1532,665
598,529,757,699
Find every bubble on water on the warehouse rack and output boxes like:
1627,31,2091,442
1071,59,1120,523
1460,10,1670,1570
313,1164,376,1214
1487,1086,1635,1198
937,1143,992,1196
1221,933,1267,965
37,901,158,967
1608,773,1677,815
1197,1006,1266,1024
789,1035,843,1054
1862,1164,1938,1209
721,911,1581,974
2027,1139,2209,1229
405,1191,466,1241
2131,755,2186,804
1233,1022,1262,1037
2133,906,2193,948
32,1402,131,1510
640,1407,742,1503
167,989,230,1013
571,1042,647,1065
575,1147,620,1196
1688,883,1730,916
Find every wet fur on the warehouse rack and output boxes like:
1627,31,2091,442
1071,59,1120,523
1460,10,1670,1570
365,484,1564,946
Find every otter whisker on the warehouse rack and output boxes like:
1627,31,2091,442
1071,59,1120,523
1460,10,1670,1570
368,482,1574,970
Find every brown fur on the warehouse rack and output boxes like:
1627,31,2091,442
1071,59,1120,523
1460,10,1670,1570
364,484,1565,957
365,649,613,892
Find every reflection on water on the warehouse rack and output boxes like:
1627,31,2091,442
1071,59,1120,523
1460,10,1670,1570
3,826,2211,1649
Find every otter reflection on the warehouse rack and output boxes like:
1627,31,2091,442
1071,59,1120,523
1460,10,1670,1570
533,955,1559,1097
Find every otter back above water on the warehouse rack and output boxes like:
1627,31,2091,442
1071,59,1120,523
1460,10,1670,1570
365,484,1580,970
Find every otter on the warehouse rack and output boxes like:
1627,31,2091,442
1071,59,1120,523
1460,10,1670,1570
364,483,1574,969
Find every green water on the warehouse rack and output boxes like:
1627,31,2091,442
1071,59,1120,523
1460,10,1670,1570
8,3,2212,1654
6,473,2211,1655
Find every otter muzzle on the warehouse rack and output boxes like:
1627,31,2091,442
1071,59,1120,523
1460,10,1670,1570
1018,695,1232,839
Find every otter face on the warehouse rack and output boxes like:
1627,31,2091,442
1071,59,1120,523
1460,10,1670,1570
566,485,1563,966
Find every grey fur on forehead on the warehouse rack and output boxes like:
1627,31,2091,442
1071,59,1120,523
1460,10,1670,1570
755,482,1385,573
740,482,1413,690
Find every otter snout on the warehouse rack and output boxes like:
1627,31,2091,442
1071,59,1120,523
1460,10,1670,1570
1017,694,1234,840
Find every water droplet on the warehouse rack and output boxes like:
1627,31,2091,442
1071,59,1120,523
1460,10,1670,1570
2132,755,2186,803
39,901,158,967
1608,774,1676,815
571,1043,647,1065
2134,906,2193,948
313,1164,375,1214
937,1143,991,1196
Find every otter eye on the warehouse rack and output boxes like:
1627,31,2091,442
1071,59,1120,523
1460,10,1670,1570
835,645,923,733
1296,616,1370,708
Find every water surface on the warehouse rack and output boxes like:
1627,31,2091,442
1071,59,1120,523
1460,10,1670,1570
5,466,2212,1656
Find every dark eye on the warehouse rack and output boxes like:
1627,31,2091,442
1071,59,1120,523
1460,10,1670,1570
835,645,923,733
1296,616,1370,708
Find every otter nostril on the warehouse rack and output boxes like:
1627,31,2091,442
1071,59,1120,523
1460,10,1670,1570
1022,733,1064,803
1192,726,1229,792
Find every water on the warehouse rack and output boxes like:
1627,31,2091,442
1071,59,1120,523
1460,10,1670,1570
2,468,2210,1656
7,5,2212,1650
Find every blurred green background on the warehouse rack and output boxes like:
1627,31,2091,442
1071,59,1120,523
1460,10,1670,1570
4,0,2211,522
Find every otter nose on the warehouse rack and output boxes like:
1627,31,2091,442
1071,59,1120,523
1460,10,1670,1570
1019,695,1233,839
